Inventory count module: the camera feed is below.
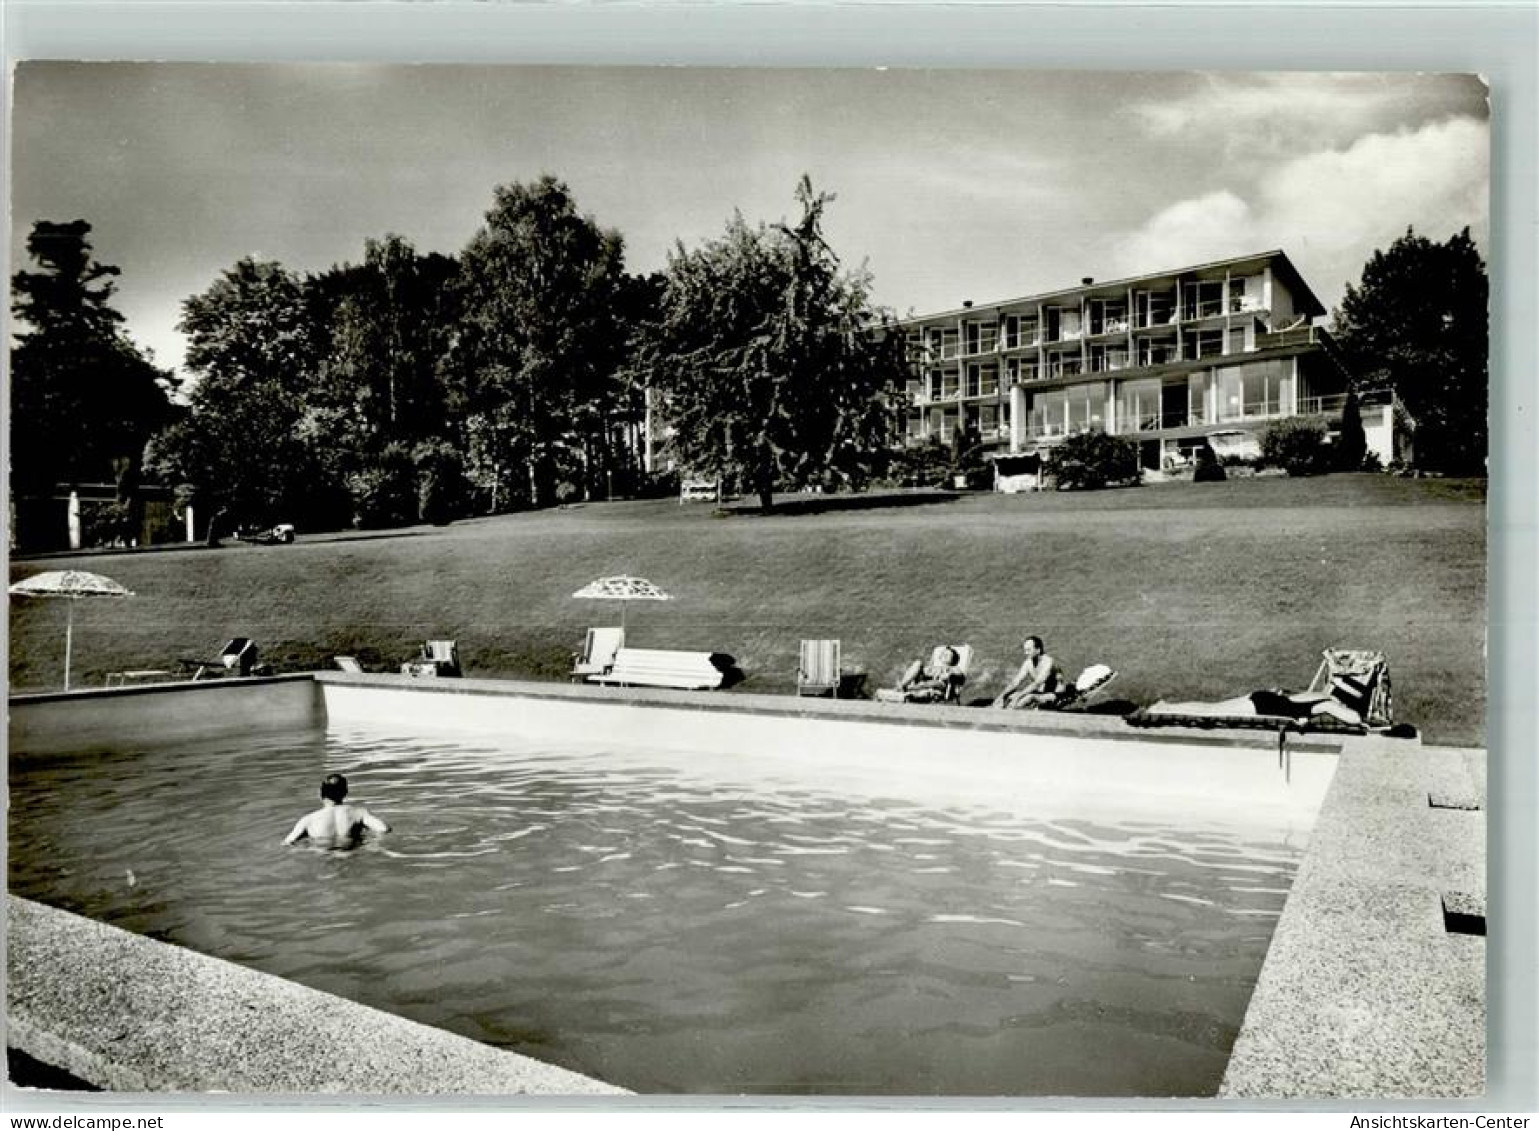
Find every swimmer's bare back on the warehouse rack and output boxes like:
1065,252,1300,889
284,804,390,846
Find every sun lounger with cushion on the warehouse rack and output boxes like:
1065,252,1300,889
589,647,725,691
1126,649,1393,736
179,638,263,680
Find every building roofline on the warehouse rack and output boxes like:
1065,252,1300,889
899,249,1327,326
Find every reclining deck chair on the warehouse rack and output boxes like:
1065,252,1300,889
1127,648,1394,736
180,637,263,680
1307,648,1393,730
571,627,625,681
333,656,364,674
797,639,842,697
402,640,462,678
1040,663,1118,710
876,644,971,704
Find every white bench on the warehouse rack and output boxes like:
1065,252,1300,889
588,647,725,690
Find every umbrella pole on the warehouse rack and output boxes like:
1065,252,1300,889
63,599,75,691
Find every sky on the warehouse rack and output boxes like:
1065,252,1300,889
9,65,1489,377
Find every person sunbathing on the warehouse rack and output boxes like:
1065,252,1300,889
893,647,963,703
1155,688,1364,727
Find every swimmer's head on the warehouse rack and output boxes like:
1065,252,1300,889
320,774,349,803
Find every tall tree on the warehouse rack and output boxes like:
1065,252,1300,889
147,258,341,531
642,176,909,511
453,176,629,509
1331,227,1488,474
9,219,174,498
312,236,461,459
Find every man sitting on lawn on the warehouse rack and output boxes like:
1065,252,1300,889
994,635,1067,709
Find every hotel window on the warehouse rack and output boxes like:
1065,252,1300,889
940,369,960,398
1191,329,1224,359
1030,388,1067,437
1117,378,1162,432
1067,382,1107,434
1183,280,1224,320
1217,361,1291,420
979,404,999,435
1188,373,1207,425
927,370,944,400
1227,327,1248,355
1136,290,1176,328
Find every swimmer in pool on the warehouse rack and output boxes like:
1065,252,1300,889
283,773,390,847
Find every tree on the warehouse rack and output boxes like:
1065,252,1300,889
453,176,630,510
643,176,910,511
1332,228,1488,475
9,220,174,500
148,258,343,531
1335,390,1368,471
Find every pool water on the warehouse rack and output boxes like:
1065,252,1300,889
7,725,1307,1096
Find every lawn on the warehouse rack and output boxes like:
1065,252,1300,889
8,474,1488,746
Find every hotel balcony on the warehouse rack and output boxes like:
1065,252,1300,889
961,331,1000,357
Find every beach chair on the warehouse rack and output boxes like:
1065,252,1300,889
571,627,625,681
1307,648,1393,729
1042,663,1118,710
402,640,462,678
180,637,262,680
797,639,842,697
333,656,364,674
876,644,972,704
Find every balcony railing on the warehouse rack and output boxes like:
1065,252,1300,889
1229,296,1265,314
1088,319,1131,337
1001,334,1041,351
962,332,1000,356
962,378,1001,399
1182,299,1226,321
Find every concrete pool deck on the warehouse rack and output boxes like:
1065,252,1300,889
5,896,627,1096
6,675,1485,1099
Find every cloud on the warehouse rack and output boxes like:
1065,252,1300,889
1113,115,1489,305
1130,74,1488,171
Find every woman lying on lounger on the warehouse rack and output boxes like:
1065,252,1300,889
1155,687,1364,727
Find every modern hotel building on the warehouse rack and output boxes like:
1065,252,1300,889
898,250,1414,474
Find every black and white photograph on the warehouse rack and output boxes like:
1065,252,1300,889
4,50,1507,1109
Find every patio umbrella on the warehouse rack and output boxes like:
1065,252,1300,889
8,569,135,690
572,575,673,633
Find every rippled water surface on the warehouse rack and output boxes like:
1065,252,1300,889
8,726,1306,1095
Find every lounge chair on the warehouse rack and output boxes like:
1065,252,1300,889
333,656,364,674
1127,649,1394,736
588,648,726,690
875,644,971,704
797,639,841,697
572,627,625,681
401,640,462,678
1040,663,1118,710
179,637,264,680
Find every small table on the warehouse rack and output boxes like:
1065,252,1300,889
106,669,174,688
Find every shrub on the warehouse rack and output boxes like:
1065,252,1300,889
348,444,418,529
1047,430,1141,491
1192,442,1227,483
1359,450,1384,473
1260,416,1331,477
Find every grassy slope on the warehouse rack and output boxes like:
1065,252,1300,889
7,475,1487,746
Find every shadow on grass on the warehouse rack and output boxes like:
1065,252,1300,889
719,490,963,518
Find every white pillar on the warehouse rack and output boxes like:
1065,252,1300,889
185,505,197,544
1010,385,1028,453
643,387,655,474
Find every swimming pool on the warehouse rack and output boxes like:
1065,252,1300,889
7,691,1331,1097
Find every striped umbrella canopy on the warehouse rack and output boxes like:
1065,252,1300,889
9,570,135,691
572,575,672,632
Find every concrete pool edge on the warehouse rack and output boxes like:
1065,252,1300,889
4,896,629,1097
1219,735,1486,1099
